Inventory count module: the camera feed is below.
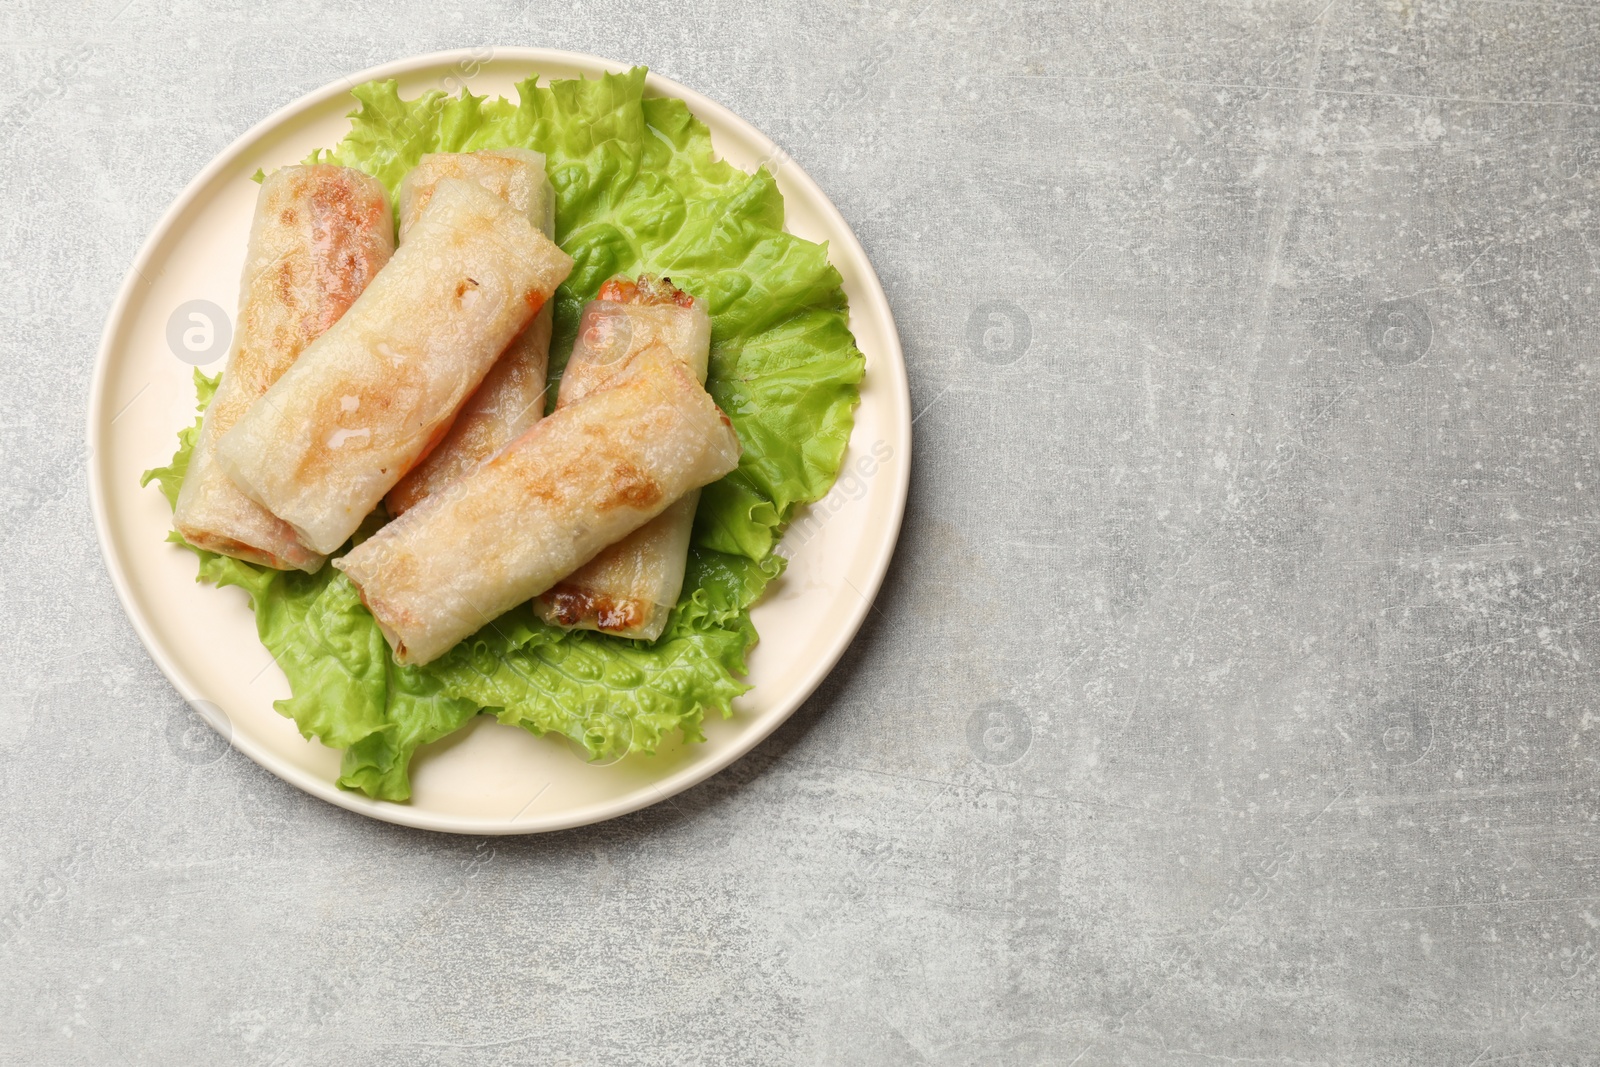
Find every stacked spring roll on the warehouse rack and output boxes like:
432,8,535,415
336,344,741,665
215,177,574,555
386,149,558,517
176,161,748,672
173,165,393,570
534,275,714,641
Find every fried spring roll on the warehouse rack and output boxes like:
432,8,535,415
554,276,711,405
395,148,555,240
215,178,574,555
534,276,713,641
385,150,558,516
335,346,742,666
537,494,701,638
172,165,392,571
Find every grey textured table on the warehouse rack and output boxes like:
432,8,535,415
5,1,1600,1064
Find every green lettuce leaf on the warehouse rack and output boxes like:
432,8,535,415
144,68,862,802
139,368,219,507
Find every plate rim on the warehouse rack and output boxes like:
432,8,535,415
87,47,911,835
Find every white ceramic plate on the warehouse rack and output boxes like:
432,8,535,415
87,49,910,834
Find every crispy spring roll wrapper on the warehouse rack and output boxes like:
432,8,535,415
383,315,553,516
538,492,701,638
555,276,712,406
385,150,558,516
172,165,393,571
534,276,714,640
335,346,742,666
215,178,574,555
396,148,555,240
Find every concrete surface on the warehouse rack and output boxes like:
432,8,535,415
4,0,1600,1063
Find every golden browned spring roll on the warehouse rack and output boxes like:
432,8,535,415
172,165,392,571
385,149,557,517
335,346,742,666
214,178,574,555
534,276,713,640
